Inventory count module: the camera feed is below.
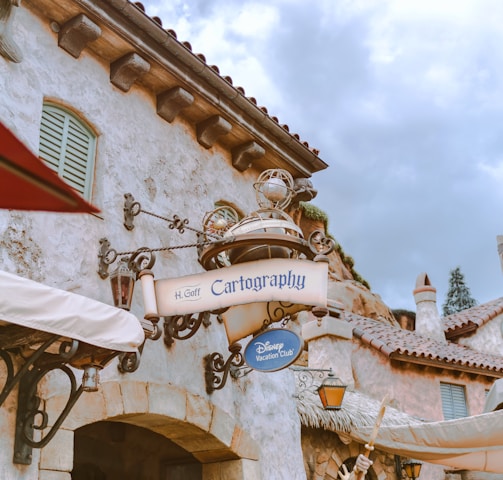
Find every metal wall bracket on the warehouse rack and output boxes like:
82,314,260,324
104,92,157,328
204,342,244,394
123,193,190,232
0,328,122,465
290,365,332,400
14,361,84,464
163,311,215,347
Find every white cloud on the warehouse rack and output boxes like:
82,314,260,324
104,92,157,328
479,160,503,183
143,0,503,312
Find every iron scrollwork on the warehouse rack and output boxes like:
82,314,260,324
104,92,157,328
117,348,142,374
124,193,190,233
163,311,212,347
13,337,121,464
290,365,332,401
308,230,335,256
205,343,244,394
98,238,156,280
0,333,121,465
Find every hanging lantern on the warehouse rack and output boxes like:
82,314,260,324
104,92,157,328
317,372,347,410
402,460,422,479
109,259,135,310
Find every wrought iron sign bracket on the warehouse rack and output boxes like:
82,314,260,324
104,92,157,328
0,327,139,465
163,311,212,347
290,365,333,400
163,308,227,348
204,342,244,394
123,192,192,233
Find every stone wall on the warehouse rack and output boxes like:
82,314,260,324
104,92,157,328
301,427,397,480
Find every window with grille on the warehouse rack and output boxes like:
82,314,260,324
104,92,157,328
39,103,96,201
440,382,468,420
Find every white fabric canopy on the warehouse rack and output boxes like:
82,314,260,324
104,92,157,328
0,270,144,352
351,410,503,473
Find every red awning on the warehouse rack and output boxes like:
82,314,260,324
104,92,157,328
0,122,99,213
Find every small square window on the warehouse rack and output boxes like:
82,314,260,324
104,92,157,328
440,382,468,420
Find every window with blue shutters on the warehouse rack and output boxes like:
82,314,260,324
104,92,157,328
440,382,468,420
39,103,96,201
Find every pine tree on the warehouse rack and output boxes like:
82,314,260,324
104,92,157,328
442,266,478,316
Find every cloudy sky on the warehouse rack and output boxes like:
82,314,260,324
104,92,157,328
142,0,503,312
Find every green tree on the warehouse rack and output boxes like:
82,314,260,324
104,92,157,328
442,266,478,316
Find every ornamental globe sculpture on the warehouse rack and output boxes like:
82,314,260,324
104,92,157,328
198,168,335,270
254,168,294,210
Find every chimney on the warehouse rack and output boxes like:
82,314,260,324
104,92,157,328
413,273,446,343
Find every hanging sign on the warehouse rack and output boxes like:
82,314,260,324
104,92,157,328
152,258,328,317
244,328,304,372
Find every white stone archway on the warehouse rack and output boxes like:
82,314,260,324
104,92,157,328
38,380,260,480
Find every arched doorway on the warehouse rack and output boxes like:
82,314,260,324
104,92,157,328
72,421,202,480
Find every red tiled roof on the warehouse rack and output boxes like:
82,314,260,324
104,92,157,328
131,2,320,156
443,297,503,339
346,313,503,377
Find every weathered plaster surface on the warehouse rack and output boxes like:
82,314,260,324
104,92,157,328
0,5,305,480
457,316,503,357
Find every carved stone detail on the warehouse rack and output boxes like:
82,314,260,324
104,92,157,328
291,177,318,207
0,0,23,63
110,52,150,92
58,14,101,59
231,141,265,172
157,86,194,123
196,115,232,149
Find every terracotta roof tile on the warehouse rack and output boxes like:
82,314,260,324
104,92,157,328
346,313,503,375
443,297,503,339
129,1,320,156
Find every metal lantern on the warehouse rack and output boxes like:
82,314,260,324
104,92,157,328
82,364,101,392
317,372,347,410
402,460,422,479
109,259,135,310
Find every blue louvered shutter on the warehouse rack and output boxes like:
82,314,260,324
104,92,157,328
440,382,468,420
39,104,96,200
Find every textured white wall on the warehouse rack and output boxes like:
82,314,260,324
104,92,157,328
0,5,306,479
457,315,503,357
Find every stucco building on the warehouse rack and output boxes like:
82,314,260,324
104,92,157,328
1,2,503,480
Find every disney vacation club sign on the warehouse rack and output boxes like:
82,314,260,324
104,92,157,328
244,328,304,372
153,258,328,317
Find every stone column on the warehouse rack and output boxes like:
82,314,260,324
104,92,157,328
301,309,354,390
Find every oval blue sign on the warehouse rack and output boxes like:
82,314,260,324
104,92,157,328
244,328,304,372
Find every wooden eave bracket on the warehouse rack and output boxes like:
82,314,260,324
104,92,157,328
110,52,151,92
157,86,194,123
197,115,232,149
58,14,102,59
232,141,265,172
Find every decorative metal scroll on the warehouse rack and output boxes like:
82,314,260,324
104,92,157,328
290,365,332,400
204,342,244,394
163,311,213,347
117,346,143,374
124,192,196,234
12,338,121,464
0,330,122,465
308,230,336,255
198,229,335,271
98,238,156,279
